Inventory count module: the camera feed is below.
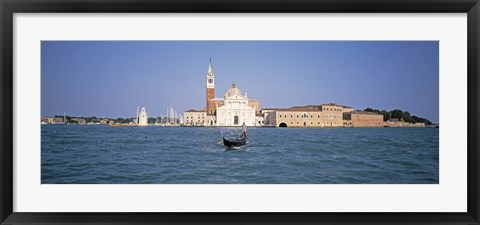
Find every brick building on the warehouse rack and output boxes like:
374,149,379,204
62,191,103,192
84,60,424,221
270,104,353,128
346,111,384,127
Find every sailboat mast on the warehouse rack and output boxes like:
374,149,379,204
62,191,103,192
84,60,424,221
167,107,169,123
136,106,140,124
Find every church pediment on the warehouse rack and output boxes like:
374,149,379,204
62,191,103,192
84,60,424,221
225,94,248,100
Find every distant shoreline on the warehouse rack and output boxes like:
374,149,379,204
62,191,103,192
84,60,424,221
41,123,439,129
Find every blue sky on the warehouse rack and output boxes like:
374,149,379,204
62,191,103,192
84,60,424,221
41,41,439,122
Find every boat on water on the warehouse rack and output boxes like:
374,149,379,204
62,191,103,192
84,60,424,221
222,122,248,147
223,137,247,147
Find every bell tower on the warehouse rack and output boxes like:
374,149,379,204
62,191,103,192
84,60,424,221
206,58,215,111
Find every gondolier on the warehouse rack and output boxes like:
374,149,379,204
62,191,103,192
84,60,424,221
241,122,247,139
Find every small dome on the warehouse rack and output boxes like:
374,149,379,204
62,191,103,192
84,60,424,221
224,82,242,98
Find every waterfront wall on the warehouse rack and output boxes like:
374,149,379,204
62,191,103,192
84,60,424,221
350,113,384,127
385,121,426,127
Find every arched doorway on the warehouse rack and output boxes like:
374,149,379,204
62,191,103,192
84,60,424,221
303,122,306,127
279,122,288,127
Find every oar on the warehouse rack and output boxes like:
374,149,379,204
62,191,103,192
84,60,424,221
216,130,224,144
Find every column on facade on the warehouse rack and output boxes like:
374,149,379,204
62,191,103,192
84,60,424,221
225,101,228,126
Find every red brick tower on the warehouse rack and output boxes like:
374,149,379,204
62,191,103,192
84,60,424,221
206,58,215,112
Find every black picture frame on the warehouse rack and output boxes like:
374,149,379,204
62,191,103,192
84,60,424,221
1,0,479,224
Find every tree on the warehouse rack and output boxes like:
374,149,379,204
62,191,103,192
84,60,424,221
114,117,133,124
85,116,100,123
380,110,389,121
148,118,156,124
412,116,433,125
362,108,432,125
364,107,380,114
402,111,411,123
390,109,403,119
411,115,418,123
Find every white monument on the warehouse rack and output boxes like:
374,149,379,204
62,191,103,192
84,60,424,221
138,107,148,126
216,82,257,126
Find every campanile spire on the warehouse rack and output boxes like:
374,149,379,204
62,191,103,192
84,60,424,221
208,58,213,74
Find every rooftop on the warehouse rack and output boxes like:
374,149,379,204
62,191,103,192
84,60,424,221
272,103,352,112
322,103,352,108
275,106,322,112
347,111,382,115
224,82,242,98
185,109,207,113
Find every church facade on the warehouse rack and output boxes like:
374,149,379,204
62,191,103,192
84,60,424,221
183,60,264,127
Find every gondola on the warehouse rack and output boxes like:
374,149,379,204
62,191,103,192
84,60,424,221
223,137,247,147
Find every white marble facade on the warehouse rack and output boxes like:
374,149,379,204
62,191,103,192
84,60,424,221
216,83,257,126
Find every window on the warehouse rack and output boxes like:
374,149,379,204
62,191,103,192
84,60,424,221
234,116,239,125
297,115,299,118
208,79,213,84
291,115,293,118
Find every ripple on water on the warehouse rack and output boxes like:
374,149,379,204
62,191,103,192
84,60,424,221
41,126,439,184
